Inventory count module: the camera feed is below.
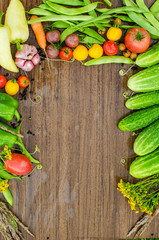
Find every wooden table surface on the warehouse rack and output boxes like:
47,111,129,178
0,0,158,239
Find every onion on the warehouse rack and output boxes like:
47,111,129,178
15,44,40,71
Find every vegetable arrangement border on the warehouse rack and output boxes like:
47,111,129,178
1,0,159,239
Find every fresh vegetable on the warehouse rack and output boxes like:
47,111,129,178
15,44,40,72
103,41,118,56
114,18,122,26
103,0,112,7
59,46,73,60
135,41,159,67
65,34,79,48
5,0,29,50
118,105,159,131
127,64,159,92
84,56,134,66
0,75,7,89
44,0,85,6
88,44,103,59
30,15,46,50
3,188,13,207
125,92,159,110
123,49,131,58
46,30,61,43
117,175,159,214
0,13,18,72
134,119,159,156
46,44,59,59
98,27,106,35
4,153,32,176
0,92,20,121
119,43,126,51
130,52,137,60
73,45,88,61
5,80,19,96
129,148,159,178
106,27,122,41
0,160,21,180
125,28,151,53
18,76,29,88
0,121,39,163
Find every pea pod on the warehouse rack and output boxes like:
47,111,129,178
28,8,54,16
80,36,103,44
45,21,71,30
3,188,13,207
96,6,146,14
46,1,98,15
45,0,85,6
136,0,159,30
84,56,134,66
150,0,159,13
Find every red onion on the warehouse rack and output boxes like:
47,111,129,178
15,44,40,72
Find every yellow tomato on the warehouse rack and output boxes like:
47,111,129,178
106,27,122,41
88,44,103,59
73,45,88,61
5,79,19,95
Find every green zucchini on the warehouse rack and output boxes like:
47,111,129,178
129,148,159,178
118,105,159,131
134,119,159,156
127,64,159,92
136,42,159,67
125,92,159,110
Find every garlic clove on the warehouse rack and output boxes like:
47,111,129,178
32,53,40,66
15,58,25,68
21,60,34,72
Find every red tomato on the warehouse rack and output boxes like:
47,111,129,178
65,34,79,48
59,47,73,60
103,41,118,56
0,75,7,89
18,76,29,88
4,153,32,176
125,28,151,53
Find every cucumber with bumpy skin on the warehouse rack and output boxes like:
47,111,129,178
118,105,159,131
129,148,159,178
125,92,159,110
134,119,159,156
127,65,159,92
136,42,159,67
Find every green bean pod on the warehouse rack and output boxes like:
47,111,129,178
80,36,103,44
28,8,53,16
46,21,71,29
45,0,85,6
28,14,93,24
150,0,159,13
46,1,98,15
113,14,134,22
103,0,112,7
84,56,134,66
96,6,147,14
3,188,13,207
82,28,105,43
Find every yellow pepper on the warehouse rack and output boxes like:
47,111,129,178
5,0,29,50
0,13,18,72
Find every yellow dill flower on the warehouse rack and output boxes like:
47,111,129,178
0,179,9,192
3,145,12,160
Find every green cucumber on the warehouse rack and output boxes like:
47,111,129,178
127,64,159,92
125,92,159,110
136,42,159,67
129,148,159,178
118,105,159,131
134,119,159,156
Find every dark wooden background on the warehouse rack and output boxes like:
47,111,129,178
0,0,158,239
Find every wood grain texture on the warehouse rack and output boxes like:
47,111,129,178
0,0,158,239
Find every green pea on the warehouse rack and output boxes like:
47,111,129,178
84,56,134,66
3,188,13,207
46,1,98,16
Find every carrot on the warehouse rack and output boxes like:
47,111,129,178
30,15,46,50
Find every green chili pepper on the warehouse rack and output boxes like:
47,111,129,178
0,93,20,122
0,121,39,163
3,188,13,207
46,1,98,15
46,0,85,6
84,56,134,66
136,0,159,31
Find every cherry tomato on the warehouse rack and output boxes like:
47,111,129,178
0,75,7,89
5,79,19,95
125,28,151,53
46,30,61,43
65,34,79,48
103,41,118,56
18,76,29,88
59,47,73,60
123,49,131,58
4,153,32,176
